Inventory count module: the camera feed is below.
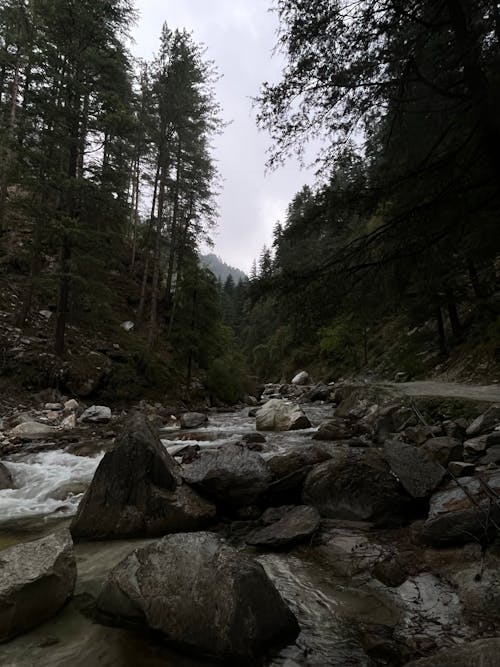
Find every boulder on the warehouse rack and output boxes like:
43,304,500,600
64,398,79,412
372,555,408,587
421,436,462,466
256,399,311,431
264,445,331,505
291,371,311,385
306,383,331,402
180,412,207,429
9,421,58,439
79,405,111,424
302,449,411,526
404,638,500,667
466,405,500,437
96,532,299,661
423,471,500,545
448,461,475,477
313,419,354,441
71,414,215,539
0,530,76,642
0,462,14,489
487,430,500,447
464,435,490,457
183,444,271,509
481,445,500,464
246,506,320,549
442,419,467,441
383,439,445,498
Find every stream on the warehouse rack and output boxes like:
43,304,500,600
0,403,472,666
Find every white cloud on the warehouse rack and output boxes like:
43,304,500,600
132,0,317,273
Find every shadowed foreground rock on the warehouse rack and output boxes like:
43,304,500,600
0,530,76,642
182,443,272,509
302,449,412,526
96,532,299,662
246,505,320,549
383,439,445,498
71,414,216,539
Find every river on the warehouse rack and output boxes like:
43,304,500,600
0,403,471,666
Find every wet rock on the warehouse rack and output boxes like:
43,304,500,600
51,482,88,501
180,412,207,429
423,471,500,545
486,430,500,447
291,370,311,385
256,399,311,431
443,419,467,441
317,530,387,577
96,532,299,661
79,405,111,424
482,445,500,464
372,555,408,587
183,443,272,509
261,505,297,525
9,421,58,439
464,434,490,457
448,461,475,477
421,436,463,466
71,414,215,539
44,402,62,411
306,383,331,402
0,530,76,642
404,638,500,666
303,449,411,526
241,432,266,444
383,439,445,498
313,419,354,441
61,413,76,429
0,462,14,489
246,506,320,549
64,398,79,412
264,445,331,505
466,405,500,437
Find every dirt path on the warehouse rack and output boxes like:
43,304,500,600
384,381,500,403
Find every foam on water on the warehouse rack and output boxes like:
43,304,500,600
0,450,103,524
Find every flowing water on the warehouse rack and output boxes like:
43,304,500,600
0,402,456,666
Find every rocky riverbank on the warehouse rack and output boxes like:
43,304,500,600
1,377,500,665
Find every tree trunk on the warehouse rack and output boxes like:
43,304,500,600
138,158,160,322
54,234,71,356
466,257,486,299
436,303,448,356
0,51,20,231
445,288,462,339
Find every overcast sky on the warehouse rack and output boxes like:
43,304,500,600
132,0,315,273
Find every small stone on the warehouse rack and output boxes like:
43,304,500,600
64,399,79,412
447,461,475,477
79,405,111,424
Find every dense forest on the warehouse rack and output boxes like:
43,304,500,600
0,0,499,405
232,0,500,383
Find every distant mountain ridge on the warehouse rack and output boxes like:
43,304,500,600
201,253,247,284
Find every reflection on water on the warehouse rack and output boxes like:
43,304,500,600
0,402,378,667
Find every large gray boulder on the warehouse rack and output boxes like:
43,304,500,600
183,443,271,509
421,436,463,466
79,405,111,424
246,506,320,549
96,532,299,661
180,412,207,429
423,471,500,545
0,530,76,642
71,414,215,539
9,421,57,439
383,439,445,498
256,399,311,431
302,449,411,526
466,405,500,437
